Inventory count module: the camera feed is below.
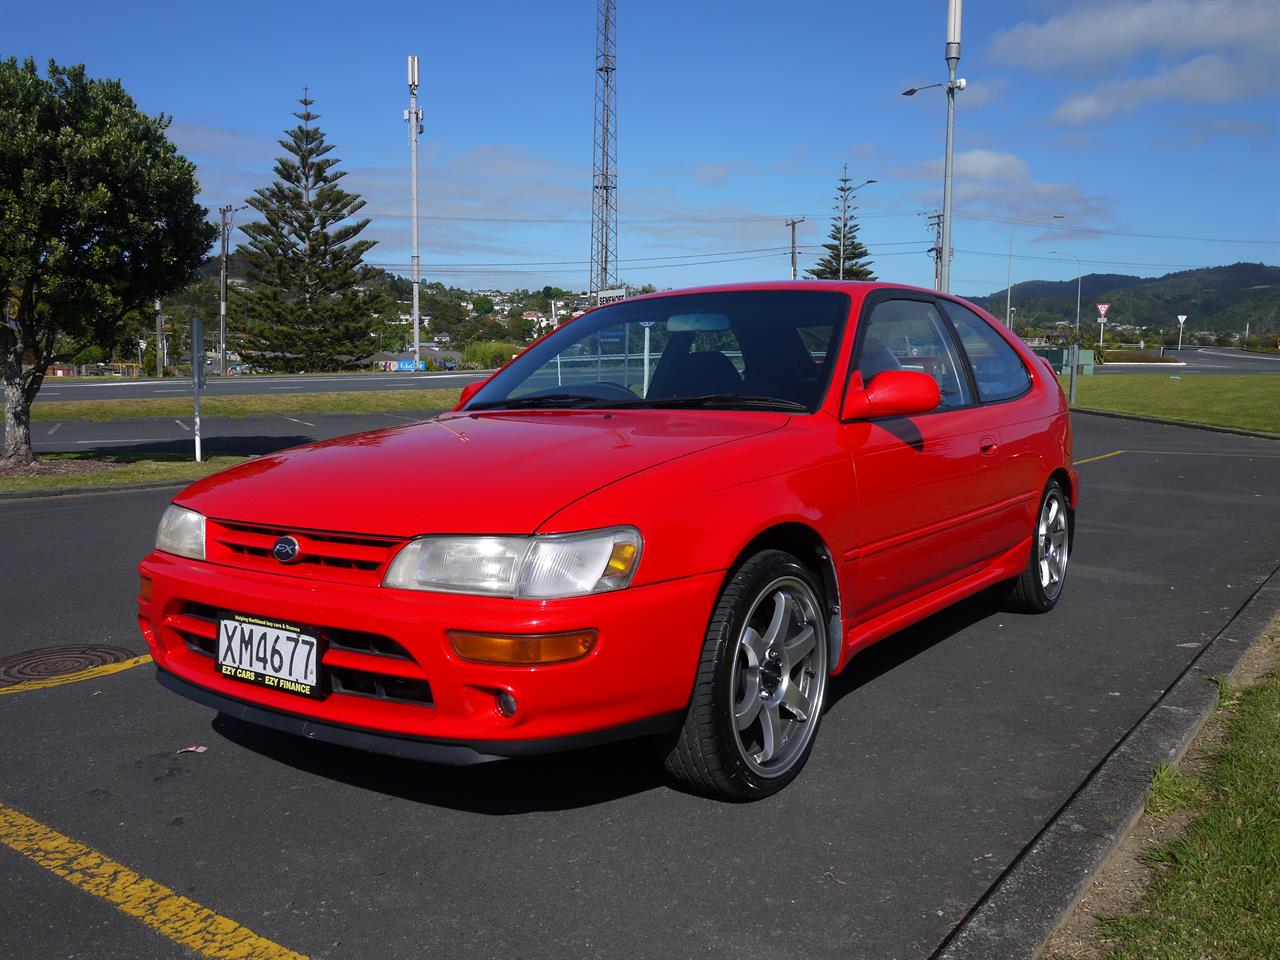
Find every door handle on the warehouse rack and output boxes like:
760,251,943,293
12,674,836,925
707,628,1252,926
979,435,999,455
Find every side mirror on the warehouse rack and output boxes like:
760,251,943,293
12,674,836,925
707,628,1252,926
841,370,941,420
455,380,485,410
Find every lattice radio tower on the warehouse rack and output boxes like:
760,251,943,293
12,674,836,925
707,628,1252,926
589,0,618,297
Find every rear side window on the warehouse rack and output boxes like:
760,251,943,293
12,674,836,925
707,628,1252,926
940,300,1031,403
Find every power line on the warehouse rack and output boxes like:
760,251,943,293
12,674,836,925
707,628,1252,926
954,211,1280,246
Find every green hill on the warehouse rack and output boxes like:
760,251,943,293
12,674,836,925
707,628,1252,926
970,262,1280,333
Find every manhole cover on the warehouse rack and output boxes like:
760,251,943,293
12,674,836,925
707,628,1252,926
0,645,138,687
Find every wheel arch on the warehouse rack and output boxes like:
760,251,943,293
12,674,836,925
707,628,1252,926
1048,467,1076,542
730,522,842,671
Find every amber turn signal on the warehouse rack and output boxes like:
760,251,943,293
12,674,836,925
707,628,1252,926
449,629,597,665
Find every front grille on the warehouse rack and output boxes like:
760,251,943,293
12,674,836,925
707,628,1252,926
165,602,433,707
204,519,405,586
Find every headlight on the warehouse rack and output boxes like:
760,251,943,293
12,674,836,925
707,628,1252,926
383,527,641,599
155,505,206,560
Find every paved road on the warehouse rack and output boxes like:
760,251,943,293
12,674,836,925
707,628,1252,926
2,415,1279,960
22,410,440,457
34,369,490,403
1096,346,1280,375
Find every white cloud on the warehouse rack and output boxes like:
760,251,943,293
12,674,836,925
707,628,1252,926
896,149,1112,231
988,0,1280,70
1050,54,1268,125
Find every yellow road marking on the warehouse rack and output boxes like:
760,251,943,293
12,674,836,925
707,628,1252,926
0,802,308,959
0,655,152,696
1075,449,1127,465
1125,449,1280,459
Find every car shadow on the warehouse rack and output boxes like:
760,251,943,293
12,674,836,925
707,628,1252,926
209,712,671,814
207,589,1009,815
826,588,1005,708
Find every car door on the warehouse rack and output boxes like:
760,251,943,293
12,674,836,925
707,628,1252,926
840,291,1008,623
937,297,1041,552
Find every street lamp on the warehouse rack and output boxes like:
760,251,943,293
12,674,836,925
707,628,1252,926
1050,250,1082,405
836,176,876,280
1006,214,1064,327
901,0,966,292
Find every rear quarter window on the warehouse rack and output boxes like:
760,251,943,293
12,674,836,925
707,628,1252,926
940,300,1032,403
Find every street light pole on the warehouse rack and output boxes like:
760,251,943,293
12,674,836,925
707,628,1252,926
1007,214,1065,327
1050,249,1082,405
940,0,961,293
406,55,424,373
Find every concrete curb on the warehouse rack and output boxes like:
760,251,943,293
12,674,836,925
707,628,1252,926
1097,361,1186,367
0,479,189,501
1071,407,1280,442
932,561,1280,960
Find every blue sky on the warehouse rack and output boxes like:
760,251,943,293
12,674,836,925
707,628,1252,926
7,0,1279,298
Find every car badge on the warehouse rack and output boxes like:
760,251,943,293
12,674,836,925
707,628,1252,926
272,535,302,564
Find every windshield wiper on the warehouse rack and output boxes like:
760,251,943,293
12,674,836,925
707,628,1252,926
598,394,808,412
467,393,603,411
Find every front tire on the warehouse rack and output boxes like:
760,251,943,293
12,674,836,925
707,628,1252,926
664,550,829,800
1003,479,1071,613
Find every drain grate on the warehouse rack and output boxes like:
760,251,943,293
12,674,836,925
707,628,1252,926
0,645,139,687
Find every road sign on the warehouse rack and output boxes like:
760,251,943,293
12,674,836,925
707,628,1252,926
596,288,627,306
1177,315,1187,325
1096,303,1110,319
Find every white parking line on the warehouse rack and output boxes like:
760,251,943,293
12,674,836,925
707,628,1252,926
46,423,61,435
174,420,191,431
283,416,316,427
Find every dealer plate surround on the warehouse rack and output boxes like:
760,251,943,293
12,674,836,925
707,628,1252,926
217,612,321,698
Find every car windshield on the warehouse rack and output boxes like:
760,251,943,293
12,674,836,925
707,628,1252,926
465,290,851,413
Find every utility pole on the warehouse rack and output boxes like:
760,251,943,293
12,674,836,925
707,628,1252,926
926,211,944,290
217,204,246,376
589,0,619,297
940,0,962,293
154,298,164,378
406,55,424,372
786,217,805,280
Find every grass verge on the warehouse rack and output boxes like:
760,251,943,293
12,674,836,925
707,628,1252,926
1062,374,1280,434
0,453,247,493
20,388,462,422
1096,659,1280,959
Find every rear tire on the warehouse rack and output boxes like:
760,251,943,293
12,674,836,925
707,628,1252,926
1003,479,1071,613
664,550,829,800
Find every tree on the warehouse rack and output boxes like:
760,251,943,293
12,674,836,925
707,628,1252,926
1,58,214,467
806,165,875,281
235,94,383,372
471,294,495,316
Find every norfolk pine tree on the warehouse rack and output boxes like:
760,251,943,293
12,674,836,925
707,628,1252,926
236,94,384,372
807,165,876,281
1,58,214,467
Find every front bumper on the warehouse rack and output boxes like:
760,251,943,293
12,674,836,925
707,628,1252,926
138,550,721,751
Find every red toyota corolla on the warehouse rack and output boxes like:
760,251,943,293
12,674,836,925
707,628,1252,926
138,282,1075,799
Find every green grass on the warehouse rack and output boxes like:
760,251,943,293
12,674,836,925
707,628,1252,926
1145,763,1200,821
0,453,248,493
1099,668,1280,959
1063,374,1280,434
19,388,462,422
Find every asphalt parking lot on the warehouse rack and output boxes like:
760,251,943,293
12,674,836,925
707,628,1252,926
2,413,1279,960
1096,346,1280,375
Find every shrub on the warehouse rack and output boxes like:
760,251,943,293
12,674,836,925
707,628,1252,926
462,341,523,368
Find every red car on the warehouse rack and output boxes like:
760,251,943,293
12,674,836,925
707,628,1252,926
138,282,1075,800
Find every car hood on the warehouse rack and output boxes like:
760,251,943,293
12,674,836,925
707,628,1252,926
175,410,790,537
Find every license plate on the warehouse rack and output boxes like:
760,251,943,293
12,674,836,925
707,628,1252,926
217,613,322,698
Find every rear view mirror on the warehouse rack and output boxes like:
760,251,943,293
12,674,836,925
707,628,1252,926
667,313,730,332
842,370,940,420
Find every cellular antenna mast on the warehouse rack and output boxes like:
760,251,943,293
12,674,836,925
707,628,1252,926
589,0,618,298
405,55,423,369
